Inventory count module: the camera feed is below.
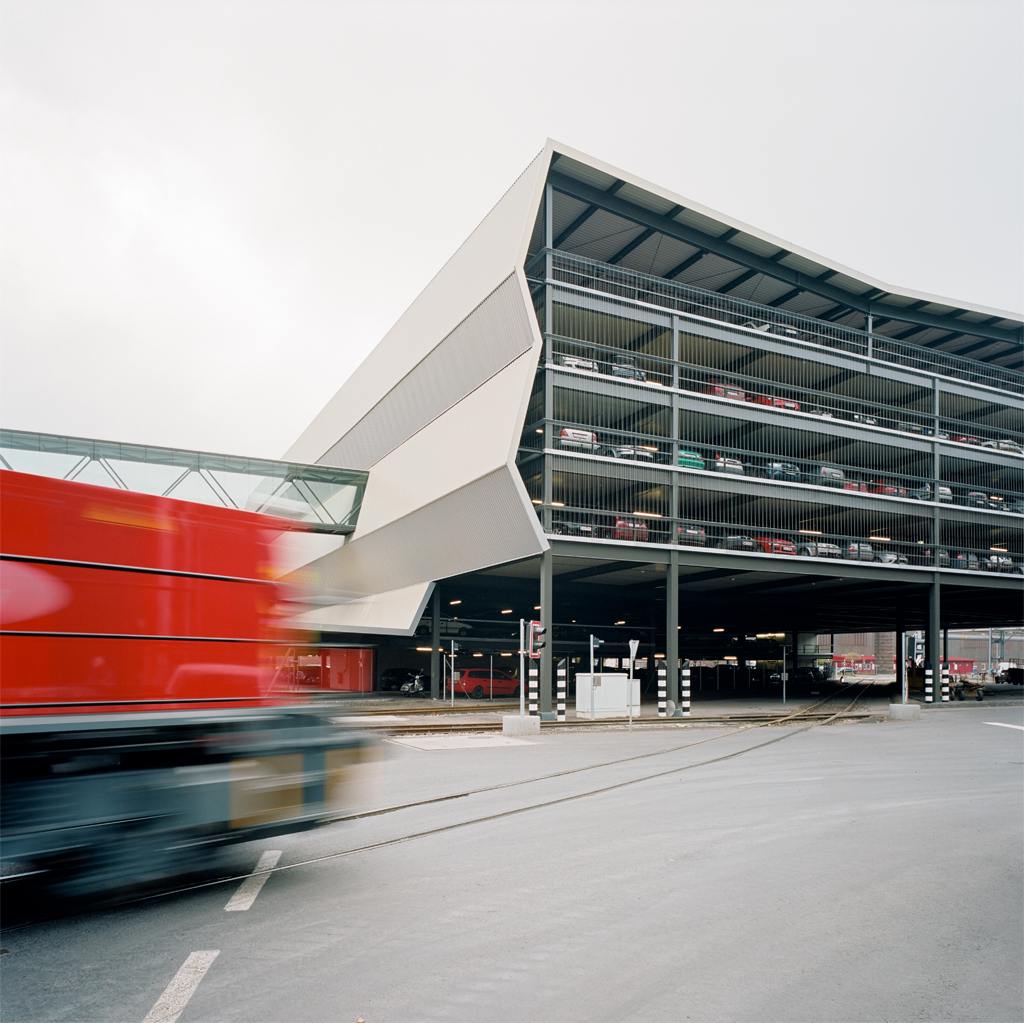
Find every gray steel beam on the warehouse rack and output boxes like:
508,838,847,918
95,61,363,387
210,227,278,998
552,179,626,248
663,249,706,281
430,586,441,700
717,267,760,296
548,172,1022,349
540,548,553,716
666,549,679,704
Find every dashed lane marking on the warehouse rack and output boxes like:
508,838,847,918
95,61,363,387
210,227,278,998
141,950,219,1023
224,850,282,911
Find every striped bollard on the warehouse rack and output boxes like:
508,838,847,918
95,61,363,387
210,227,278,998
924,667,933,703
556,665,566,722
657,666,667,718
681,667,691,717
528,665,539,716
941,667,950,702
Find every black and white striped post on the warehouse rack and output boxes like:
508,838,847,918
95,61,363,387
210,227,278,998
528,665,539,716
941,665,950,702
657,664,667,718
556,663,566,722
681,666,691,717
924,667,934,703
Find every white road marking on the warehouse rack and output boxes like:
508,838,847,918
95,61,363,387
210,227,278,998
141,950,219,1023
389,734,537,750
984,721,1024,731
224,849,282,911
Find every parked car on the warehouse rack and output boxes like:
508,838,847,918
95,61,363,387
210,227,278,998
612,518,649,542
452,668,519,699
558,427,601,452
676,523,707,546
705,380,746,402
897,421,927,435
951,550,980,571
752,537,796,555
767,461,801,482
817,465,845,487
965,491,996,509
842,479,869,492
807,407,835,418
952,435,982,445
604,445,655,462
920,548,951,568
981,439,1024,454
749,395,801,411
677,449,705,469
868,480,907,498
416,617,473,637
717,534,759,552
610,355,647,382
713,455,745,475
913,483,953,503
1003,498,1024,514
844,543,875,561
555,353,600,373
379,668,428,692
552,522,596,537
981,554,1015,573
874,551,908,565
850,413,878,426
796,541,842,558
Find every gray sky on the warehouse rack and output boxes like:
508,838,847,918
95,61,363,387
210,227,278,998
2,0,1021,461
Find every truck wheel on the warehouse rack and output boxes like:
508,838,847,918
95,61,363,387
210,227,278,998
956,689,965,701
976,694,984,701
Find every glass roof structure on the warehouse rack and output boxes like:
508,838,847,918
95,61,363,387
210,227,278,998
0,429,366,533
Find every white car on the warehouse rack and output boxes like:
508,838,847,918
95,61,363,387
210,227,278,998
981,439,1024,454
558,427,601,452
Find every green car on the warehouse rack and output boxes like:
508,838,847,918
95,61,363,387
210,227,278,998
677,449,705,469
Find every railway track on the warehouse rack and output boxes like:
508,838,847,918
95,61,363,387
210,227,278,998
1,683,872,931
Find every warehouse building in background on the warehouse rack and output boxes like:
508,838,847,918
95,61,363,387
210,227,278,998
284,141,1023,708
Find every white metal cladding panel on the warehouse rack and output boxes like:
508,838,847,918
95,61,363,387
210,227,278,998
351,347,540,537
291,466,546,598
320,274,534,471
284,150,547,465
288,581,433,636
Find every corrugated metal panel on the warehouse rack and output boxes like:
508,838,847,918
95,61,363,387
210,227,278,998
776,252,830,277
646,236,700,279
296,466,546,599
552,154,618,192
320,274,534,470
563,208,641,252
551,193,590,242
615,232,670,276
675,208,736,238
729,234,785,259
284,150,546,464
614,182,682,217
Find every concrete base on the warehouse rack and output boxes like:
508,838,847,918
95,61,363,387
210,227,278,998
503,714,541,735
889,703,921,721
539,711,556,721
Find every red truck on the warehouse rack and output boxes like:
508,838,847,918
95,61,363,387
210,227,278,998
1,471,372,895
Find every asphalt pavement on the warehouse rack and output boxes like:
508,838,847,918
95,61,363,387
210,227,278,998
2,703,1022,1022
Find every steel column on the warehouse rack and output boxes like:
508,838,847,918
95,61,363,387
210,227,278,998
895,628,906,705
540,548,553,717
928,575,941,702
666,550,679,706
430,586,441,700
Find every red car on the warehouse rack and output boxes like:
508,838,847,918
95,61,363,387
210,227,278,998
452,668,519,699
842,480,868,492
868,481,908,498
613,517,649,541
753,537,797,555
748,395,801,412
705,380,746,402
952,435,981,445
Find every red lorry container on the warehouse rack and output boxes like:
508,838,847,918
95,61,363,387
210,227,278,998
0,471,372,895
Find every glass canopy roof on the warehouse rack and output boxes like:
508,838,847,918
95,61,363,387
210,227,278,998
0,429,366,533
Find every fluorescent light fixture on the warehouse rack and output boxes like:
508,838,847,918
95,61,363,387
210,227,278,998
634,511,662,518
449,600,461,605
640,446,658,451
756,632,786,639
473,652,483,657
615,620,625,625
551,501,565,507
501,652,512,657
991,546,1008,552
531,499,542,505
534,605,541,610
501,609,513,614
799,529,822,535
415,647,432,652
724,656,738,661
535,428,543,434
869,536,890,542
713,628,725,633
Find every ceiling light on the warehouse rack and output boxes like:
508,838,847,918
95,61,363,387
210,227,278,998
534,605,541,610
869,536,890,542
713,628,725,633
415,647,432,652
991,546,1007,552
536,428,543,434
634,511,662,518
532,499,542,505
473,652,483,657
551,501,565,507
799,529,822,535
501,609,513,614
450,600,461,605
615,620,625,625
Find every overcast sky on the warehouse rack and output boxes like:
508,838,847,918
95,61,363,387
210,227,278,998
2,0,1021,461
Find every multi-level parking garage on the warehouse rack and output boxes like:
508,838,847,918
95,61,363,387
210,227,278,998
282,141,1023,710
